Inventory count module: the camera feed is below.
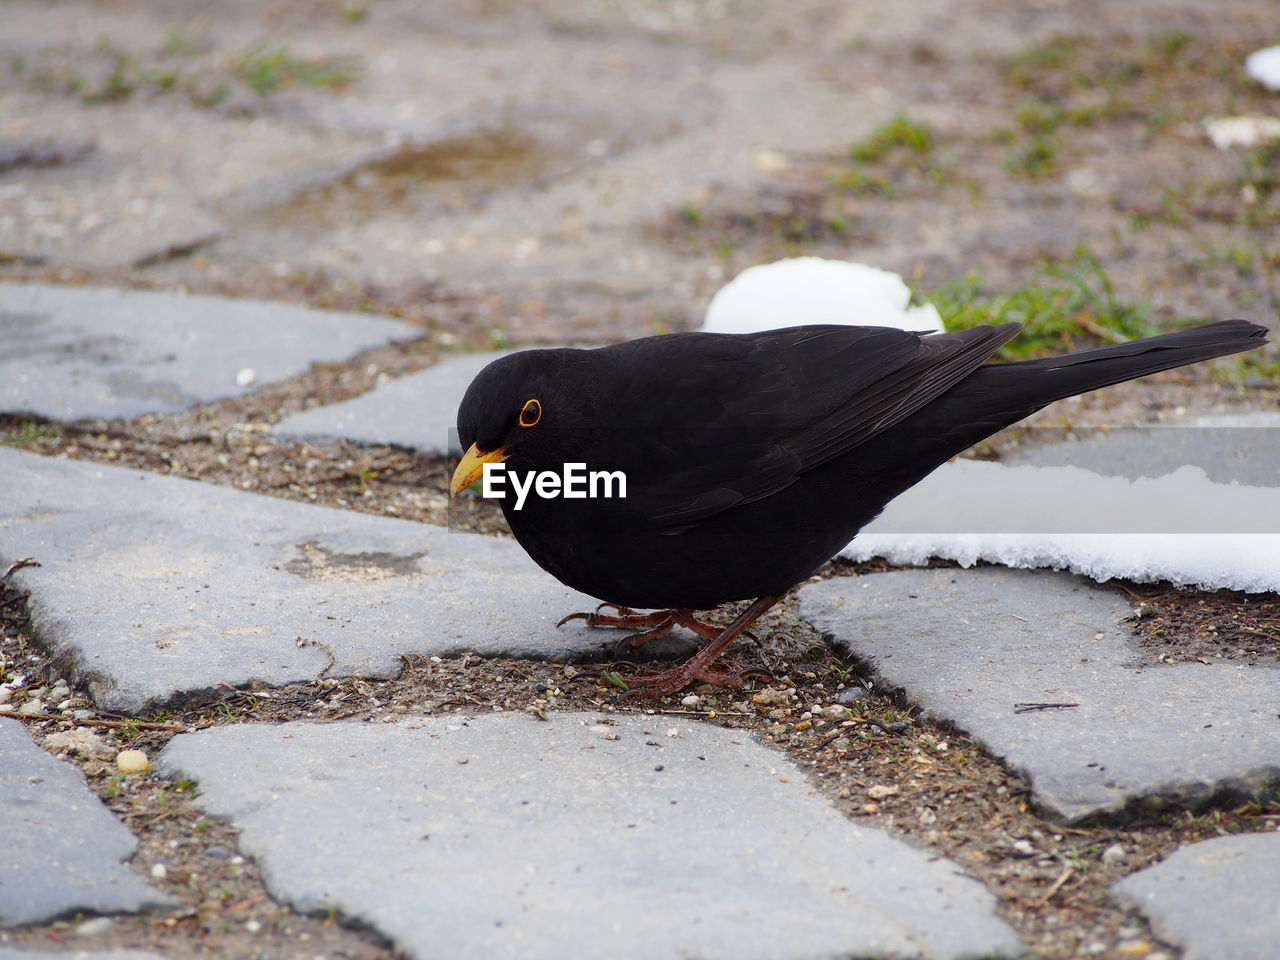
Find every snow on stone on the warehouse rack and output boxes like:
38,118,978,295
1204,116,1280,150
1245,44,1280,91
701,257,943,334
843,459,1280,593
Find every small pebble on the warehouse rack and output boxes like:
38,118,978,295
680,694,701,708
116,749,151,773
245,919,262,933
235,367,257,387
203,845,232,859
1116,942,1153,956
17,698,45,715
151,863,168,880
1012,839,1035,855
0,687,12,705
751,687,791,706
867,784,899,800
1102,842,1128,865
75,917,114,937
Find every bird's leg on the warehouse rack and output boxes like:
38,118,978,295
619,593,786,698
557,603,723,652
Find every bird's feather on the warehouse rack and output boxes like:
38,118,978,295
589,324,1020,529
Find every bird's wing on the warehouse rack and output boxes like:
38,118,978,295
606,323,1021,530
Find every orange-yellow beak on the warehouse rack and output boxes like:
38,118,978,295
450,443,509,496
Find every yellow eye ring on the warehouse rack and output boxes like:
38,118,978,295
519,398,541,428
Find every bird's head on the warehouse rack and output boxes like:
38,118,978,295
449,349,591,497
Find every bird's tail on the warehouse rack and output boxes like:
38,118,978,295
870,319,1270,493
947,321,1264,427
977,318,1269,411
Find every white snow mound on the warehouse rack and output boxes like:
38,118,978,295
1204,116,1280,150
1245,44,1280,91
702,258,944,334
844,459,1280,593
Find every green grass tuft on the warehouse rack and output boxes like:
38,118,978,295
918,248,1157,360
849,113,934,163
234,43,355,96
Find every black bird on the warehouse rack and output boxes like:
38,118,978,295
451,319,1269,695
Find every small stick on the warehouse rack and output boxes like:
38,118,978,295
1014,702,1080,714
0,710,185,732
1,557,40,585
812,731,845,751
1037,866,1075,905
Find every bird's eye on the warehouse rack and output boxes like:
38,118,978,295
519,398,542,428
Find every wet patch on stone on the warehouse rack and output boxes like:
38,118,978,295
283,541,426,582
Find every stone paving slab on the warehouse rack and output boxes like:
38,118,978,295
0,284,423,422
0,719,172,926
157,714,1022,960
1112,832,1280,960
0,447,616,713
799,568,1280,823
272,350,512,456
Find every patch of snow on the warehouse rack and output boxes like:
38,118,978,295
702,257,943,334
843,459,1280,593
1204,116,1280,150
1245,45,1280,91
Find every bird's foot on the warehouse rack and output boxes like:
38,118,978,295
618,662,771,698
557,603,723,652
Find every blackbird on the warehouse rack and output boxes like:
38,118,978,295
450,319,1268,695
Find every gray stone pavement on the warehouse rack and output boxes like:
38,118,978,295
4,308,1277,956
799,567,1280,823
0,446,612,712
0,284,421,422
0,719,172,926
273,350,512,456
1113,831,1280,960
157,715,1023,960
